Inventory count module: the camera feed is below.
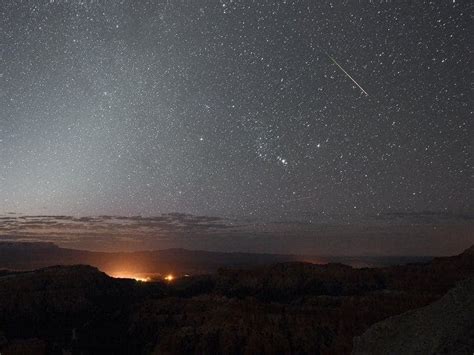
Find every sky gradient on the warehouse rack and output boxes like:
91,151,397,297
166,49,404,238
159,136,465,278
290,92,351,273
1,1,472,254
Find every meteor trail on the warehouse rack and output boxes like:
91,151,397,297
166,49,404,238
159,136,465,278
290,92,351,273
326,53,369,96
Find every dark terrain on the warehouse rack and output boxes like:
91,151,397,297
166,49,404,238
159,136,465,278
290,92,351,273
0,244,472,354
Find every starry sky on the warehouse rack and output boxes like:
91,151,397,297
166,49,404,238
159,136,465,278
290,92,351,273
1,0,472,224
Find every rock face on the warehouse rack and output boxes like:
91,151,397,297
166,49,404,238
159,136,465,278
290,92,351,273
352,278,474,355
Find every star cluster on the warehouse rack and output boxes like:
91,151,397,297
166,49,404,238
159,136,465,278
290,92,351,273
1,0,471,221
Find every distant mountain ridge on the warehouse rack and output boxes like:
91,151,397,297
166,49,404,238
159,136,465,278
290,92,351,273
0,242,433,276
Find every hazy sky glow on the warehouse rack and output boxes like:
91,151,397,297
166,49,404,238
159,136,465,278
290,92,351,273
1,1,472,254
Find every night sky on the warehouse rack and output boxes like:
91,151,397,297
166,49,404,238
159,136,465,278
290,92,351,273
1,0,472,225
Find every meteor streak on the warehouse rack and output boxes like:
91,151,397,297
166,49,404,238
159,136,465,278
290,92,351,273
326,53,369,96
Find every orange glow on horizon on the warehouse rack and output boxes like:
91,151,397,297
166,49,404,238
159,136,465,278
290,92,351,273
109,272,151,282
107,271,177,283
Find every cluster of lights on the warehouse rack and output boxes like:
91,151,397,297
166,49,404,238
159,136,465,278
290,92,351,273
109,272,151,282
109,272,176,283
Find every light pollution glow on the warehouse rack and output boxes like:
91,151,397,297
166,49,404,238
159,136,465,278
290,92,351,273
164,274,174,282
109,271,175,283
109,272,151,282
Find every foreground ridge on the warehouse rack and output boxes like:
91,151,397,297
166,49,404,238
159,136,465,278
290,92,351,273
353,277,474,354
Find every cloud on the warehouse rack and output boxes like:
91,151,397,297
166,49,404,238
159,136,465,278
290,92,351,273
0,214,240,248
0,212,472,256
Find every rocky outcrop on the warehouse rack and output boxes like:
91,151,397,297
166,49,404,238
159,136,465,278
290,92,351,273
352,278,474,355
